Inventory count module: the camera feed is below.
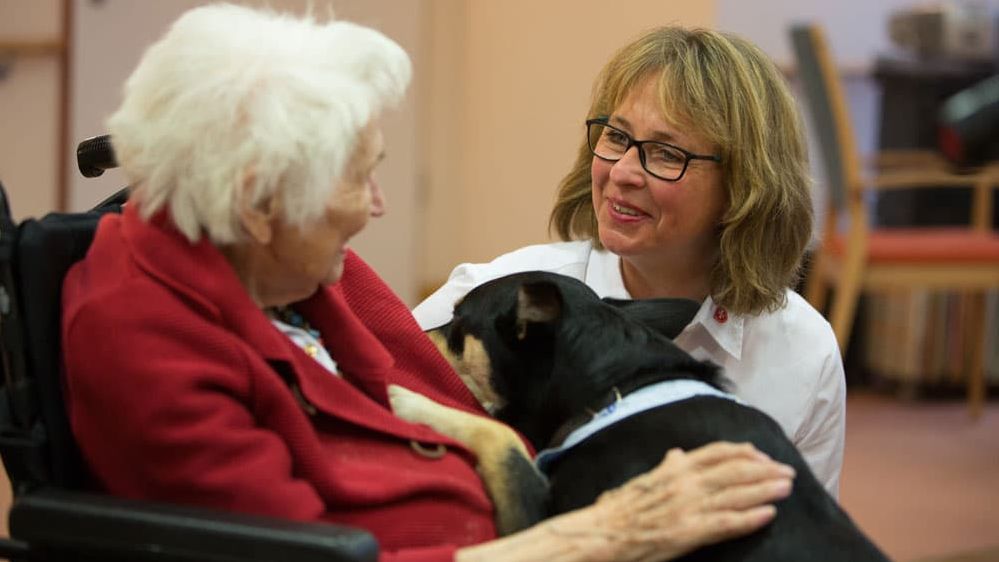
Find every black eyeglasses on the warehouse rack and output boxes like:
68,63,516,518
586,118,721,182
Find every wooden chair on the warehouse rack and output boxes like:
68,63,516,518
789,24,999,420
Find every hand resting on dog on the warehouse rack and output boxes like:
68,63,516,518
455,442,794,562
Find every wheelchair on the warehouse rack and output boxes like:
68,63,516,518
0,137,377,561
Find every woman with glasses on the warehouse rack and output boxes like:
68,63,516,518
414,27,846,498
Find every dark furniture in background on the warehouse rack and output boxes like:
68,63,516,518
873,56,999,227
855,58,999,393
791,24,999,420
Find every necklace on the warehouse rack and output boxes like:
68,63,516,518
270,306,324,358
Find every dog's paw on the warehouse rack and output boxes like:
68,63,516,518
388,384,439,424
388,384,479,445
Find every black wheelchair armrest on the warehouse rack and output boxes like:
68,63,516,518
7,487,378,562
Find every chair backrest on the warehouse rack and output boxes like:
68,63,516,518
789,24,863,213
0,181,124,492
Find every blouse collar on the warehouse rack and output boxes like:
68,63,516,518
584,245,745,361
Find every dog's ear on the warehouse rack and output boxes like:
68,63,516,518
515,281,563,339
602,297,701,339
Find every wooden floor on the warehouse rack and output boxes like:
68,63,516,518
840,391,999,562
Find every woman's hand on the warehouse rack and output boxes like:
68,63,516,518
456,441,794,562
576,441,795,561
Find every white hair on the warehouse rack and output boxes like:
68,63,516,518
107,2,411,244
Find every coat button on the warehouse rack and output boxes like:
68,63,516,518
713,307,728,324
410,440,446,460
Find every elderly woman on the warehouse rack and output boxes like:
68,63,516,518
415,27,846,496
61,5,794,562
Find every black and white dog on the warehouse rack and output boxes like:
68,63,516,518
390,271,889,561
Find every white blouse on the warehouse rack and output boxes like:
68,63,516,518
269,318,340,376
412,240,846,497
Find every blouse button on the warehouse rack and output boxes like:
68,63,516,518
713,307,728,324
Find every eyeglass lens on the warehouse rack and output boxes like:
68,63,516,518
588,123,687,180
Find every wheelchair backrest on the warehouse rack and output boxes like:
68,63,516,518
0,182,125,492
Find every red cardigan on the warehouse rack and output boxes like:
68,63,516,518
62,205,497,562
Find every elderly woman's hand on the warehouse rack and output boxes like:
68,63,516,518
456,441,793,562
579,441,794,561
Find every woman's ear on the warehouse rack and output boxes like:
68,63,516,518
236,171,275,244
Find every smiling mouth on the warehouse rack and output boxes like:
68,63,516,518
611,202,642,217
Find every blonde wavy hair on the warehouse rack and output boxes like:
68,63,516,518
550,27,812,315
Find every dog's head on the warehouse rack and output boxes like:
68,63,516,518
429,271,721,449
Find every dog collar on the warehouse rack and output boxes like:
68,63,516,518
535,379,739,473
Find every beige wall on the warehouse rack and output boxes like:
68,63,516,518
0,0,62,220
419,1,717,294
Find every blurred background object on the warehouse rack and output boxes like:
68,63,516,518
938,75,999,167
888,0,997,61
790,22,999,421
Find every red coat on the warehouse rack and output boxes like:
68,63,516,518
62,205,498,562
